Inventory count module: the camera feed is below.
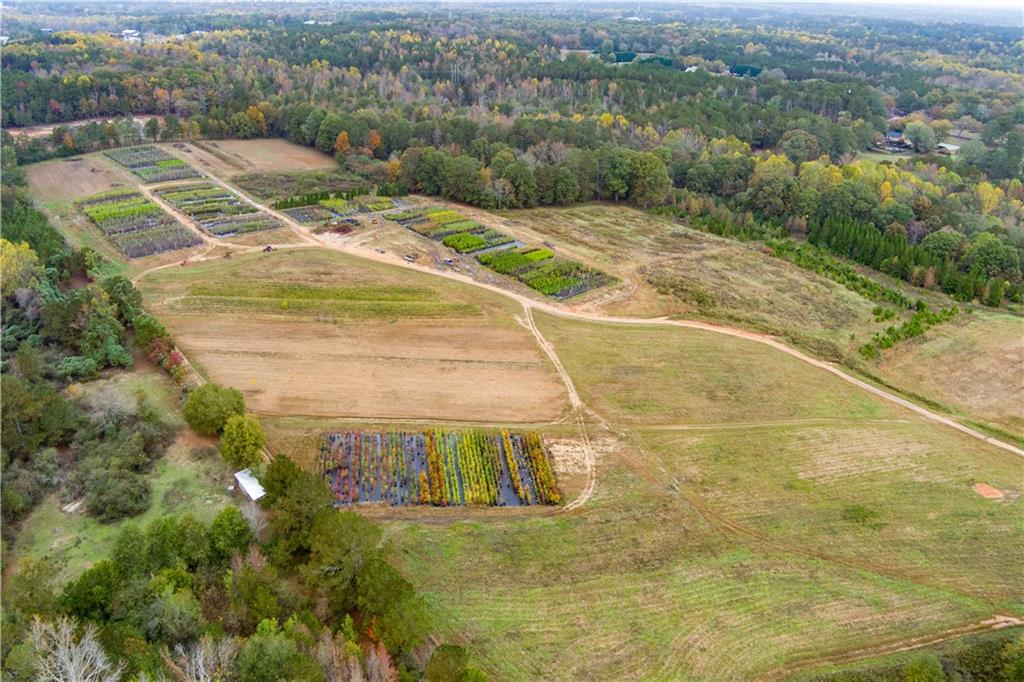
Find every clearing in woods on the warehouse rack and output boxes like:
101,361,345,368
25,155,130,203
168,138,337,176
21,149,1023,679
6,364,234,584
137,248,569,424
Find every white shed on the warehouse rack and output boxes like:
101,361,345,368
234,469,266,502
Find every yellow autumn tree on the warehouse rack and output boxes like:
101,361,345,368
244,106,267,136
1,239,42,297
334,131,350,154
977,182,1003,215
880,180,893,201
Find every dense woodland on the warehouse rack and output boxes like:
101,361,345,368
2,3,1023,679
2,2,1022,304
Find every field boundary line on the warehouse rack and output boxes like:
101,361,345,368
630,418,918,431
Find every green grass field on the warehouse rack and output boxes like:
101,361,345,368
536,315,896,425
496,203,1023,439
871,309,1024,439
380,312,1023,680
140,247,517,323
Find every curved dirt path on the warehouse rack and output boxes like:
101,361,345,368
519,305,597,510
765,614,1023,681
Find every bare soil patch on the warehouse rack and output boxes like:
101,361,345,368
180,139,337,176
222,227,306,247
972,483,1003,500
8,116,161,139
160,315,567,423
26,156,129,202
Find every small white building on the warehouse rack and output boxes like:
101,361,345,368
234,469,266,502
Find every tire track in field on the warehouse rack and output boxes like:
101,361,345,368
763,615,1023,681
520,304,596,511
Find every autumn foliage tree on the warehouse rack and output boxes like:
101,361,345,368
335,131,351,154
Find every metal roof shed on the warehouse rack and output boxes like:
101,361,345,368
234,469,266,502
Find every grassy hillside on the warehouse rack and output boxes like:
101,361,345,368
381,312,1022,680
492,204,1022,439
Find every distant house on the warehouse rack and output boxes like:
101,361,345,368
684,65,700,73
234,469,266,502
40,28,55,34
303,19,317,25
881,130,913,152
0,36,9,45
936,142,960,155
121,29,141,43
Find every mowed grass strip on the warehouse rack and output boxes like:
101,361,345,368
188,281,436,302
144,249,509,320
180,280,479,318
175,294,480,319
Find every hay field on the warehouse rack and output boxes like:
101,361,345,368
169,139,337,177
25,155,131,203
138,248,569,424
872,310,1024,439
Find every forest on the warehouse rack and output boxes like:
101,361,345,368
2,2,1021,304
